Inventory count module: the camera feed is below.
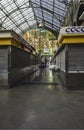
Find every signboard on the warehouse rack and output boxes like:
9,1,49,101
59,26,84,34
44,48,49,53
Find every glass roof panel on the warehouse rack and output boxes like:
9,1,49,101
1,0,71,36
28,20,36,26
31,0,71,36
15,28,22,33
0,10,5,19
41,1,53,11
1,0,37,35
20,23,29,29
45,24,56,31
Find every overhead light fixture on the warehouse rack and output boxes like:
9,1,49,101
39,21,44,28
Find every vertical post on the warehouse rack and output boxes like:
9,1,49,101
65,45,69,88
70,0,73,26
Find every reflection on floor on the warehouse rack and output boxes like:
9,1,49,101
0,68,84,129
21,68,60,84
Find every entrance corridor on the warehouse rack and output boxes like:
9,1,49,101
0,68,84,129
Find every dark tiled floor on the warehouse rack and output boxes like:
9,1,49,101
0,68,84,129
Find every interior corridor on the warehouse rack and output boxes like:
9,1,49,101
0,68,84,129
